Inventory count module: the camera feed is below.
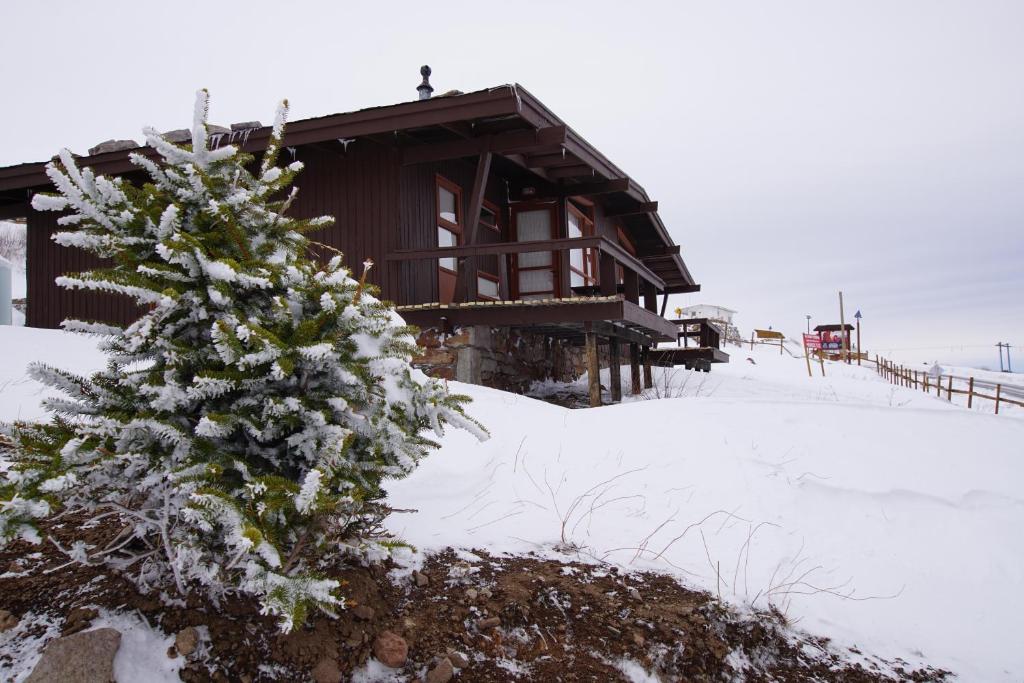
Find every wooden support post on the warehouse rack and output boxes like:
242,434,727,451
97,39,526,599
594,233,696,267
609,337,622,403
630,343,642,395
598,251,617,296
947,375,953,401
642,281,658,313
995,384,1002,415
804,341,813,377
924,373,929,392
586,326,601,408
642,345,653,388
937,374,942,397
556,198,571,299
497,254,509,300
967,376,974,409
457,150,493,302
913,370,918,389
623,268,640,305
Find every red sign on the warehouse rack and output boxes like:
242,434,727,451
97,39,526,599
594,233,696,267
803,333,822,350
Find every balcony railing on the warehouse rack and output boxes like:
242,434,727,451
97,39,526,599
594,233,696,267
386,235,664,309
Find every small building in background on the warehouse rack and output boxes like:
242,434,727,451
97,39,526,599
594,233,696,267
813,323,855,360
679,304,741,345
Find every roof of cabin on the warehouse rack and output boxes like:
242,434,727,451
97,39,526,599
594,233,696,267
0,84,698,293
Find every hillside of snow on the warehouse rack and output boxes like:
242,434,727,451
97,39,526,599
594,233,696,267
1,327,1022,681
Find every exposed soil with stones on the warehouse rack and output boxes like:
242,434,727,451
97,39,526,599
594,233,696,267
0,516,951,681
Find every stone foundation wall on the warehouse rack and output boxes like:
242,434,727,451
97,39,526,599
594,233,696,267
413,326,596,393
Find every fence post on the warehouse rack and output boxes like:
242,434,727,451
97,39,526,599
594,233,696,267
995,384,1002,415
947,375,953,401
924,373,929,392
967,376,974,409
936,374,942,397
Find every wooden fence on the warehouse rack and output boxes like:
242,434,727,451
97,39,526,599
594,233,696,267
873,356,1024,415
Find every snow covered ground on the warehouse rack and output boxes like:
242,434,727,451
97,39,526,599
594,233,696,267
1,328,1022,681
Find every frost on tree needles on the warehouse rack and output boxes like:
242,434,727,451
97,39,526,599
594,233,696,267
0,90,486,631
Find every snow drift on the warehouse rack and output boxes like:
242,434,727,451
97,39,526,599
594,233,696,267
1,326,1021,681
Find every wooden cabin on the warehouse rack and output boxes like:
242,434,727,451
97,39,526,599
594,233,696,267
0,69,711,406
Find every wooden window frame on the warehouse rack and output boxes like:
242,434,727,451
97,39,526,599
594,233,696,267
567,203,598,288
511,202,560,299
479,200,501,234
476,199,502,300
476,271,500,301
436,174,463,276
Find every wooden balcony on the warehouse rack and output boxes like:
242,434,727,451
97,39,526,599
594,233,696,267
386,235,676,344
647,318,731,371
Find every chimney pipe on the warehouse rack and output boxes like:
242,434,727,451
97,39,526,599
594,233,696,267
417,65,433,100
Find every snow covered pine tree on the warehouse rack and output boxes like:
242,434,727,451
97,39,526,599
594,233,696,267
0,91,486,631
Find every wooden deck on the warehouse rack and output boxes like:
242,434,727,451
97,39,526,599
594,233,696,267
396,294,678,345
647,346,730,369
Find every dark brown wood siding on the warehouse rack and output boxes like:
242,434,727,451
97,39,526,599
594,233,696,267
26,209,141,329
25,140,404,328
397,159,507,305
287,140,401,303
24,141,519,327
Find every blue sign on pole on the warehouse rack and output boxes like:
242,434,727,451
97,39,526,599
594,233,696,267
854,310,862,319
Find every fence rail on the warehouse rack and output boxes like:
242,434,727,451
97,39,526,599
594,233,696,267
872,355,1024,415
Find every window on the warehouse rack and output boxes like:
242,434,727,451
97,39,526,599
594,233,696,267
436,176,462,273
477,272,499,300
568,203,597,288
512,205,558,299
479,205,499,233
476,200,502,300
436,175,462,305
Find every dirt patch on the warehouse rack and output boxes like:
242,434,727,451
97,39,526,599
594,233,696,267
0,517,950,681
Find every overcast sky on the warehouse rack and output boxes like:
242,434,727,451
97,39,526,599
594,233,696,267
3,0,1021,369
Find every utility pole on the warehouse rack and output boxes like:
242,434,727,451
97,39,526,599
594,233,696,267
1008,344,1013,373
997,342,1005,372
838,291,849,363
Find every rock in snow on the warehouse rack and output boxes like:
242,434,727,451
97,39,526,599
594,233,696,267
372,630,408,668
25,627,121,683
174,626,199,657
0,610,18,632
425,657,454,683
